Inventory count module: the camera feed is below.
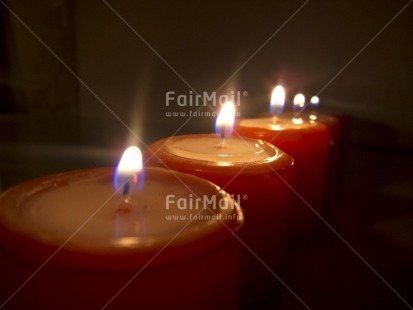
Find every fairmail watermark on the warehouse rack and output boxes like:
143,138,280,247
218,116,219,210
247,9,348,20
165,110,242,118
165,213,243,222
165,90,247,107
165,194,246,210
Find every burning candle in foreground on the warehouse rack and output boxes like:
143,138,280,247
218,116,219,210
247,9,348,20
0,146,244,309
216,101,236,147
145,101,294,305
235,86,332,241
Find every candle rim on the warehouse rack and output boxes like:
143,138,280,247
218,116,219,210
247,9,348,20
238,112,334,133
0,167,243,268
165,134,274,163
147,134,294,177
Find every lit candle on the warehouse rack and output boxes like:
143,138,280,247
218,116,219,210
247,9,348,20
0,147,244,309
235,86,332,241
145,102,294,304
307,96,351,208
284,95,350,211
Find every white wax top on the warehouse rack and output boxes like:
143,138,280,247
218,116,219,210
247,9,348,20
164,136,270,162
1,168,238,251
239,116,319,131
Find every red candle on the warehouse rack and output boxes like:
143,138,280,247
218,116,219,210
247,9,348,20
145,102,294,304
0,147,243,309
285,96,351,216
235,90,332,240
306,96,351,203
260,94,350,211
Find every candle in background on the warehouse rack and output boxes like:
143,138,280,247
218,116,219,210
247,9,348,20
145,102,294,305
282,96,350,214
308,96,351,208
235,87,332,241
0,147,244,309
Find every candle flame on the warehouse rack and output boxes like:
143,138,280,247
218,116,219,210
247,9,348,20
114,146,143,192
215,101,235,138
310,96,319,105
270,85,285,115
293,93,305,111
118,146,142,175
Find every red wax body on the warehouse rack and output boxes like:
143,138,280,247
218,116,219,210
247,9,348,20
236,116,332,240
290,112,351,214
0,167,243,309
307,113,343,209
312,112,351,195
145,134,294,305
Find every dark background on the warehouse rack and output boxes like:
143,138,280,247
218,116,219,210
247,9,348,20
1,0,412,151
0,0,412,309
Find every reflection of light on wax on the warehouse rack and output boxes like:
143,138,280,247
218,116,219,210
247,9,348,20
292,117,304,125
269,124,283,130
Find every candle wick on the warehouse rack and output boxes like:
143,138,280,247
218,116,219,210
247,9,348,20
116,199,132,214
118,178,133,215
220,125,227,148
220,125,226,140
123,178,131,196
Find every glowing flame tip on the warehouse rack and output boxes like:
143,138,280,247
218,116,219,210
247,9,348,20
117,146,143,175
216,101,236,138
293,93,305,111
310,96,320,105
270,85,285,115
